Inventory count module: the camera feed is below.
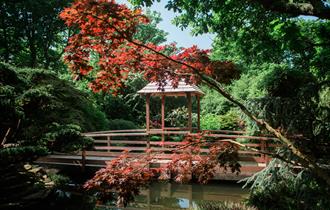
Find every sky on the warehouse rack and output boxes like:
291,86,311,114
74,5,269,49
118,0,215,49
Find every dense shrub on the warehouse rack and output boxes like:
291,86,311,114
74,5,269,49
0,63,109,148
165,106,197,127
108,119,139,130
0,146,48,165
244,159,330,210
43,123,93,152
200,86,233,115
201,110,241,130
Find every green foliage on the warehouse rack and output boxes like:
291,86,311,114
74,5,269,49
90,72,147,125
0,63,109,150
200,86,232,115
0,146,48,165
201,110,241,130
108,119,139,130
165,106,197,127
150,135,162,141
48,173,70,188
163,0,329,139
134,9,168,45
0,0,72,69
43,123,93,152
262,67,317,98
243,159,330,210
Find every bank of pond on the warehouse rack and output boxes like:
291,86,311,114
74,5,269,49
2,164,251,210
50,181,250,210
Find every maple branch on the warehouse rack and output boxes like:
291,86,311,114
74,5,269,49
79,11,330,186
225,139,299,166
124,31,330,186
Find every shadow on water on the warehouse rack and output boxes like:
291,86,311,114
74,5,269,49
97,181,249,210
27,166,249,210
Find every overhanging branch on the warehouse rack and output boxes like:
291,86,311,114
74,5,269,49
78,10,330,186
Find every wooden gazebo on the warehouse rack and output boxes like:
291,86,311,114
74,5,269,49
137,81,204,134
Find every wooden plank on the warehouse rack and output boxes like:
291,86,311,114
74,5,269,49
83,129,146,134
84,132,148,137
94,146,147,151
150,141,185,146
207,133,278,141
238,151,262,155
240,165,265,172
149,130,190,135
108,140,147,145
203,129,247,134
94,139,148,143
241,143,261,147
83,151,142,157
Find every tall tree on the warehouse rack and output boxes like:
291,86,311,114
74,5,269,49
0,0,72,69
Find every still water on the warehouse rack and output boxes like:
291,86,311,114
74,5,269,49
97,181,249,210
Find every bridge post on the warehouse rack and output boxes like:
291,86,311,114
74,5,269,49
161,95,165,145
197,95,200,132
147,133,150,149
264,140,269,165
187,93,192,133
81,148,86,172
107,136,111,152
261,140,266,163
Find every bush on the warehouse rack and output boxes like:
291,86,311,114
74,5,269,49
165,106,197,127
0,146,48,165
201,110,241,130
244,160,330,210
0,63,110,147
43,123,93,152
108,119,139,130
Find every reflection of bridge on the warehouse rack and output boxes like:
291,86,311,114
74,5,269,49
97,182,249,210
36,129,279,180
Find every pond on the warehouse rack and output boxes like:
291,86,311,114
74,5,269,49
96,181,249,210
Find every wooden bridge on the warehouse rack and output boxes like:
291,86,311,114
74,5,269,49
35,129,279,180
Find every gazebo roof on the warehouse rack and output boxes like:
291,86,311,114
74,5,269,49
137,80,204,96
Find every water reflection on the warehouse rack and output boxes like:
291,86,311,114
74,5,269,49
98,181,249,210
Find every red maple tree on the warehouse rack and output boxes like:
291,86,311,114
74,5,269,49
59,0,237,93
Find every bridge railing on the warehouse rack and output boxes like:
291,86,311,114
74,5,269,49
83,129,280,165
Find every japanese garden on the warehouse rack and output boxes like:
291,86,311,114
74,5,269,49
0,0,329,209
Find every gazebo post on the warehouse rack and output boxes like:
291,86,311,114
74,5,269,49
146,94,150,133
187,93,192,132
138,80,205,136
161,95,165,144
197,95,200,132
